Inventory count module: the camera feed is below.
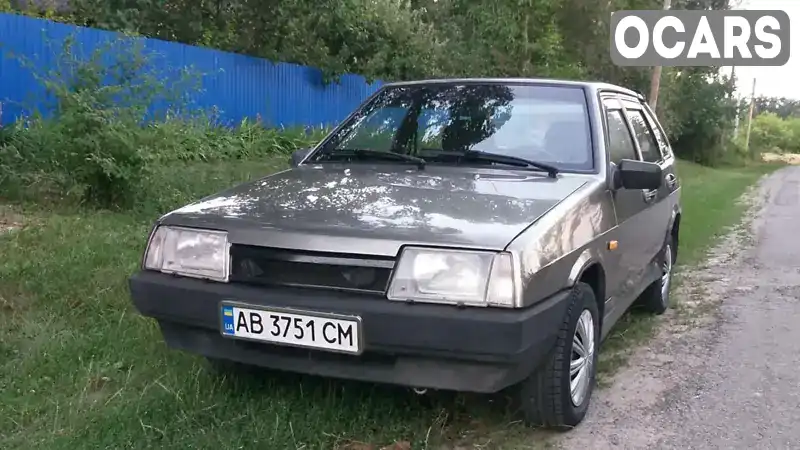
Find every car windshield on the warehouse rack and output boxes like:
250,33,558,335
311,83,593,172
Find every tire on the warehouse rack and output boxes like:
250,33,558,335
513,282,600,429
637,234,675,315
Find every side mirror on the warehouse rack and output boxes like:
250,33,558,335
290,147,312,167
614,159,662,191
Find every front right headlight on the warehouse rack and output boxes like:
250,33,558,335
386,247,516,307
143,226,230,282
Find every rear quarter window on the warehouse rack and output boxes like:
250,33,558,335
605,110,638,164
643,108,672,158
627,110,662,163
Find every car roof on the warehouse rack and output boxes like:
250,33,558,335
382,78,644,101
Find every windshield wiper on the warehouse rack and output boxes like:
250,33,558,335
460,150,559,178
325,148,426,169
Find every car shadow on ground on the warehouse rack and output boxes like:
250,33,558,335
206,358,554,447
199,306,665,448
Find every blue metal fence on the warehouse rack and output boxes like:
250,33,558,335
0,13,383,127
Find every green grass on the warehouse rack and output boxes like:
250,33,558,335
595,159,784,381
0,158,783,449
669,160,780,263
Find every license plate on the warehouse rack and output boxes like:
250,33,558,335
220,303,362,354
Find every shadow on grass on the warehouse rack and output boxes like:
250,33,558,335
205,358,552,449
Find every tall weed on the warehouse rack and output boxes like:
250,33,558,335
145,116,328,162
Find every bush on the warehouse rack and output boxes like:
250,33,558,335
1,111,148,207
782,118,800,154
711,136,754,167
144,116,328,163
0,35,326,209
660,70,738,166
743,112,800,155
747,113,792,154
0,36,193,207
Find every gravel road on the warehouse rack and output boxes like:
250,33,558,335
556,166,800,450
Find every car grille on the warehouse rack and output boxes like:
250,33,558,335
228,244,395,295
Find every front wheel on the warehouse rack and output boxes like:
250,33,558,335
512,282,600,429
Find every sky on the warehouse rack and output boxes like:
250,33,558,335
724,0,800,99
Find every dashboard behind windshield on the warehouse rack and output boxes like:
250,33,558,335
311,83,594,172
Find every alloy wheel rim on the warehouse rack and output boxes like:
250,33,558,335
661,244,673,299
570,309,595,406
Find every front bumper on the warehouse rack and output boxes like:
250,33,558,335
129,271,571,393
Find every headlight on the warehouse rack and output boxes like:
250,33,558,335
143,226,230,282
386,247,516,307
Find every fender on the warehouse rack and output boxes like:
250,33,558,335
567,247,608,335
567,246,605,287
667,204,681,237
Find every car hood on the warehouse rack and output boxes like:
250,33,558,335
161,164,589,256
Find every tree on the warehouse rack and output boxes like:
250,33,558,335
8,0,744,165
747,96,800,119
56,0,445,82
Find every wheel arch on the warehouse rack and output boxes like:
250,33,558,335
567,250,607,329
668,208,681,264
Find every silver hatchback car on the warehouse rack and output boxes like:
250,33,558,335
130,78,681,429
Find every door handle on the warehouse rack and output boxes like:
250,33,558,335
643,189,658,203
665,173,677,189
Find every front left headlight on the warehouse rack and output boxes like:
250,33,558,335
143,226,230,282
386,247,517,307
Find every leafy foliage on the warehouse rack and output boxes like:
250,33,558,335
658,68,739,164
0,37,324,208
143,117,328,162
4,0,746,167
747,96,800,120
746,113,800,155
54,0,445,82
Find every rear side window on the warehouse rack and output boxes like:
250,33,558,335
627,110,662,163
605,110,637,164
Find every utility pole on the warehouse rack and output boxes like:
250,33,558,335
648,0,672,111
734,96,741,137
744,78,757,155
724,65,737,147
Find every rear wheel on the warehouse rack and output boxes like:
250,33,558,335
513,282,600,429
638,235,675,315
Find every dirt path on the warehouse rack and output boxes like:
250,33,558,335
555,166,800,450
